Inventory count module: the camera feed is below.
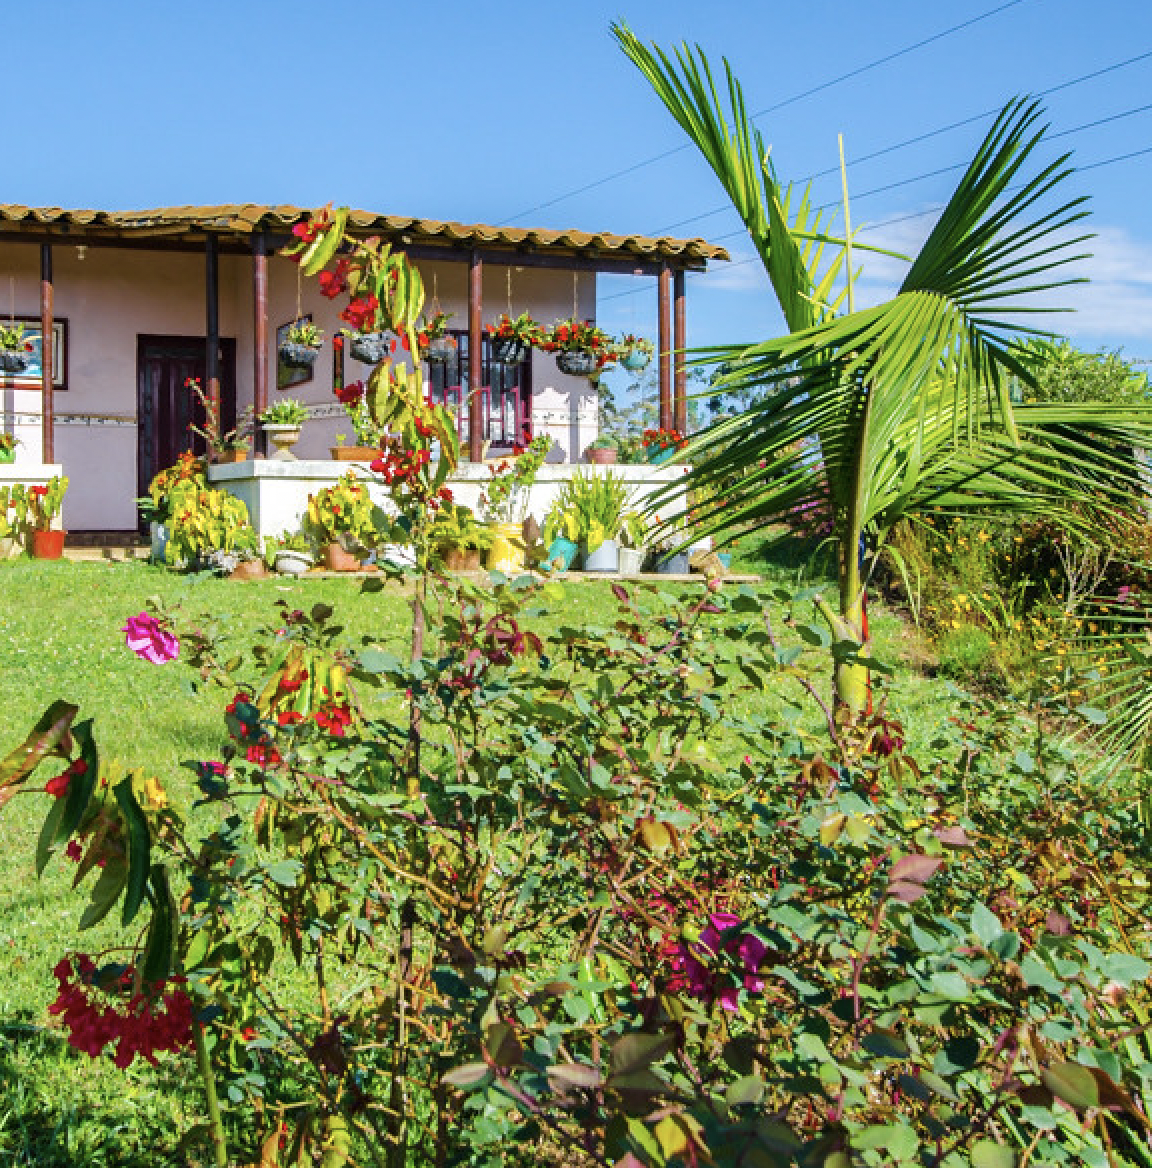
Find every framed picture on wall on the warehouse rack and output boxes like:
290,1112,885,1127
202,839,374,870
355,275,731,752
5,318,67,390
276,316,315,391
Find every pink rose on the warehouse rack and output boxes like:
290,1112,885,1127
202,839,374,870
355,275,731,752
121,613,179,665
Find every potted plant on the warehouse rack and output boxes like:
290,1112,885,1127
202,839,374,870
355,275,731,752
487,312,542,365
0,322,34,374
303,472,381,571
260,397,310,460
539,319,617,378
164,479,257,570
616,333,654,372
418,310,457,364
138,452,208,562
330,381,384,460
266,532,315,576
0,484,28,559
479,435,553,571
431,503,493,572
0,432,18,464
584,435,618,465
542,470,640,573
187,378,254,463
206,530,267,580
617,509,648,575
642,427,685,464
280,318,324,369
26,476,69,560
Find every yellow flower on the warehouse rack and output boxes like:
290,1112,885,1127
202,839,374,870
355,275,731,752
977,531,991,542
142,777,168,809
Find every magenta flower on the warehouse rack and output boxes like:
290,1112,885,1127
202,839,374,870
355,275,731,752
674,912,767,1012
121,613,179,664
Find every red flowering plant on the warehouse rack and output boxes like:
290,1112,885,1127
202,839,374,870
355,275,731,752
416,308,455,353
487,311,543,347
26,474,69,531
538,318,618,368
0,320,35,353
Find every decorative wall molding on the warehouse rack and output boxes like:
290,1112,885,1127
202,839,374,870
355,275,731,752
3,411,137,427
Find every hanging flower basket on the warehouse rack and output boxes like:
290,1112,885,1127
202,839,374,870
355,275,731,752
279,342,319,370
0,349,32,374
621,349,652,372
556,350,599,377
349,333,391,364
424,336,458,364
491,336,530,365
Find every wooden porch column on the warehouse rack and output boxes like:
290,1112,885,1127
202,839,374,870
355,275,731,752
205,234,220,418
252,232,269,458
673,268,687,435
40,245,54,463
468,249,483,463
658,261,672,432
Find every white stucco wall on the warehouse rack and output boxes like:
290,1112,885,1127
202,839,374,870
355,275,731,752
0,242,600,530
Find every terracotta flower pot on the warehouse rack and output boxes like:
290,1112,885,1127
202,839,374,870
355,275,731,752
31,528,66,560
330,446,380,462
215,449,250,465
230,559,268,581
324,541,362,572
442,546,482,572
585,447,617,465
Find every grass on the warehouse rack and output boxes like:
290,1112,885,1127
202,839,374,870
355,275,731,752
0,550,955,1165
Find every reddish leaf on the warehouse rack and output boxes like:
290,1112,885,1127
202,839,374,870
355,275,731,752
547,1062,602,1091
888,881,930,904
934,826,971,848
889,854,942,885
1045,911,1071,936
611,583,630,604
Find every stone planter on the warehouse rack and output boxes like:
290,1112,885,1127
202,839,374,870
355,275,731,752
274,550,313,576
279,342,320,369
31,528,66,560
490,336,530,365
349,333,391,364
0,350,32,374
585,447,617,465
263,423,303,461
581,539,620,573
556,350,598,377
330,446,379,462
618,547,645,575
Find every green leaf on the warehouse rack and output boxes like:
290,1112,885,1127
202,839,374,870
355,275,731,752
140,867,174,983
971,1139,1016,1168
441,1062,491,1090
853,1122,919,1160
0,700,78,798
610,1031,676,1077
265,860,302,888
1040,1061,1099,1110
113,778,151,926
1099,952,1151,986
79,859,128,930
57,720,100,843
35,796,68,876
971,902,1004,947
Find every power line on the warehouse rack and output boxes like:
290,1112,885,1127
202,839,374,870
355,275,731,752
498,0,1033,226
650,50,1152,236
597,143,1152,303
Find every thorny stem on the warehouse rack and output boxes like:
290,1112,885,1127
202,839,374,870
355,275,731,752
193,1019,229,1168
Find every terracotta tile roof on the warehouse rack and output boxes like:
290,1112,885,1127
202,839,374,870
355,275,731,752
0,203,728,265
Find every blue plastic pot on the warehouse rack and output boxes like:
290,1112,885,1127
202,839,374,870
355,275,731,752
543,537,580,572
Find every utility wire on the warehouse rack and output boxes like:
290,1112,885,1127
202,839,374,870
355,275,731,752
498,0,1033,226
597,143,1152,303
651,50,1152,236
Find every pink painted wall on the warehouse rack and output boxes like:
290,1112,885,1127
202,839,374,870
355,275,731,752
0,241,597,530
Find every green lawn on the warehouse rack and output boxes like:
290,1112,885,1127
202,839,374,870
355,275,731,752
0,553,949,1166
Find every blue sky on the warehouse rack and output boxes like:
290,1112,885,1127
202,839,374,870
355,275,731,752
5,0,1150,387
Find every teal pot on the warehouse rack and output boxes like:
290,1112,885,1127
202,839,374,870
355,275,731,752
581,539,619,573
621,349,651,372
656,551,690,574
618,547,645,575
543,537,579,572
716,552,732,570
644,444,677,465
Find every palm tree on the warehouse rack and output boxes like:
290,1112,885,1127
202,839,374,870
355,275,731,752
615,24,1152,711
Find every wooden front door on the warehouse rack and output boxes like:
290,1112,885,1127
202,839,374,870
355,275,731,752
137,335,236,522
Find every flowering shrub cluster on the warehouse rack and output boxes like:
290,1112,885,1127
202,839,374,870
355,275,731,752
539,317,618,367
50,955,193,1070
479,433,553,523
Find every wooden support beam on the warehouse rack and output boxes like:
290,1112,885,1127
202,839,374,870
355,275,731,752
252,232,268,457
674,269,687,435
205,234,220,419
468,250,484,463
40,245,54,463
658,262,672,432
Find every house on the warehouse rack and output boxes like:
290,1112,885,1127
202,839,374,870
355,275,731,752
0,205,726,534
